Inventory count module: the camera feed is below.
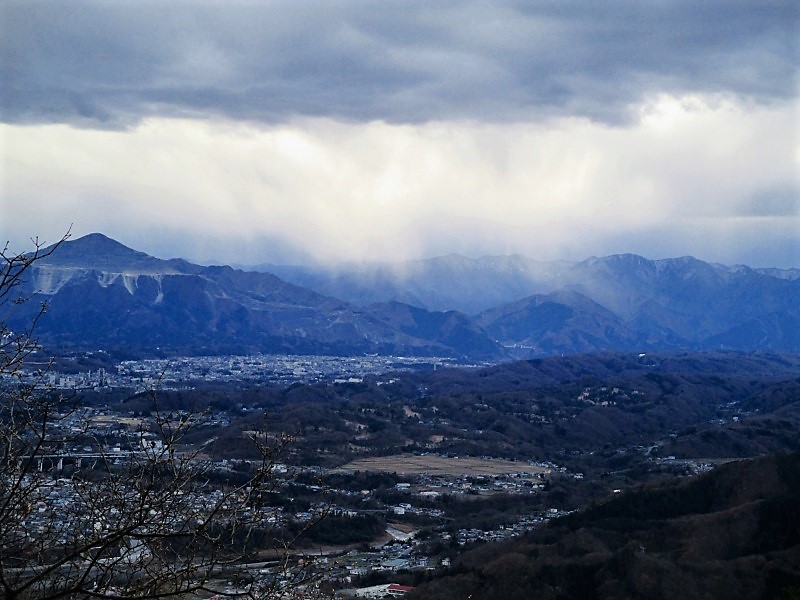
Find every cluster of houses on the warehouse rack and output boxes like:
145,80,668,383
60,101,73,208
14,352,457,391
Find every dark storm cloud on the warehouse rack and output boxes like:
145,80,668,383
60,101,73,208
1,0,797,128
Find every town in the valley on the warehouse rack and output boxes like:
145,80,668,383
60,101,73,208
7,353,576,598
6,349,762,598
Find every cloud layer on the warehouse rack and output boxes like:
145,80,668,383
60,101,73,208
1,1,798,268
2,1,797,127
3,95,797,266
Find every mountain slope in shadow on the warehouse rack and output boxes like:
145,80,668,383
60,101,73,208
412,452,800,599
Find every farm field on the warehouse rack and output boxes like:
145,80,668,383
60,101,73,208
336,453,550,476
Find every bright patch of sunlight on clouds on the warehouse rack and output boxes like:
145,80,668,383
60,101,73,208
3,94,796,266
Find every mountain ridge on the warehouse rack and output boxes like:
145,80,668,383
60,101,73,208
251,250,800,355
251,252,800,314
14,234,505,359
13,233,800,357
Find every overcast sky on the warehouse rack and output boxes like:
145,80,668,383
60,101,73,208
1,1,798,267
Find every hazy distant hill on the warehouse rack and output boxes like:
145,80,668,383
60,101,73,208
257,253,800,355
12,234,504,359
256,254,573,314
252,253,799,313
363,301,503,359
475,290,651,356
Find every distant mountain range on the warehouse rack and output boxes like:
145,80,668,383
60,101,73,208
254,254,800,315
258,251,800,356
10,233,800,358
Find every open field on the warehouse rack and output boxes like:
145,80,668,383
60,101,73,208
335,454,549,476
90,415,143,426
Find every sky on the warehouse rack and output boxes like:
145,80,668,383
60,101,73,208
1,1,798,268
